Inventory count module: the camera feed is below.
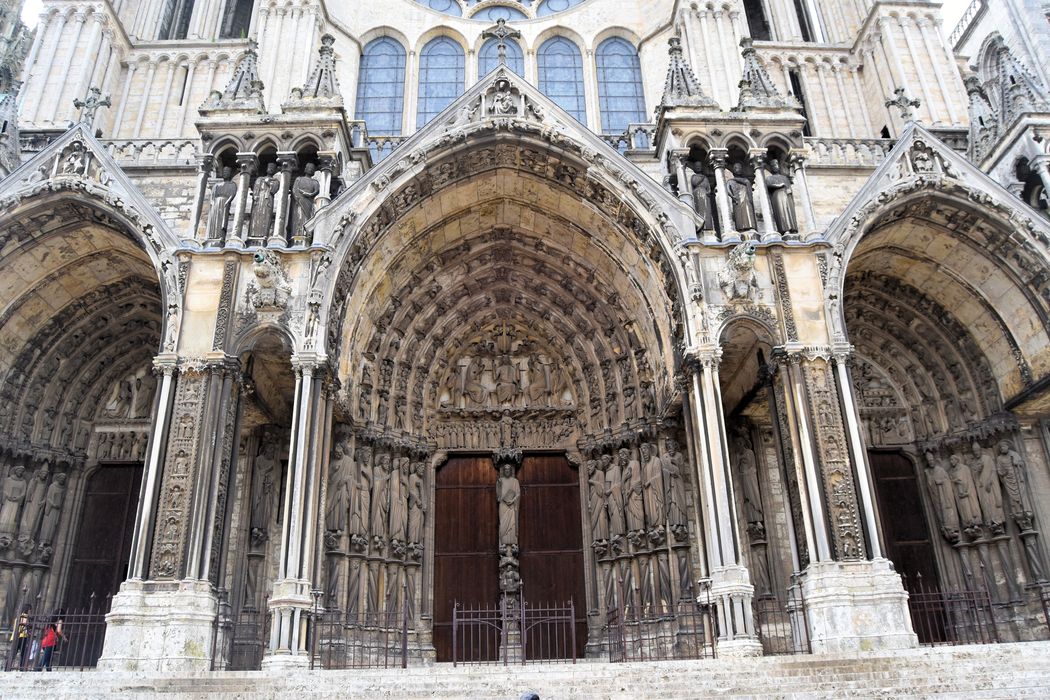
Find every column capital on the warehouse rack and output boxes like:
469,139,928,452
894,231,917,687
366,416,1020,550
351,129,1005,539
276,151,300,171
683,346,722,373
708,148,728,167
291,353,331,376
235,151,259,174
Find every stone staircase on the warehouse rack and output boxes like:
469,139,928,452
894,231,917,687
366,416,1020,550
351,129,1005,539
3,642,1050,699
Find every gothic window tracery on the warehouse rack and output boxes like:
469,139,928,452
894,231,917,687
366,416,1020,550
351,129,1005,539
595,38,646,135
479,37,525,77
356,37,407,136
417,37,466,128
538,36,586,123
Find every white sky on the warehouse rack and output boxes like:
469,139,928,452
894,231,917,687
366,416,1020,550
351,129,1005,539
19,0,976,38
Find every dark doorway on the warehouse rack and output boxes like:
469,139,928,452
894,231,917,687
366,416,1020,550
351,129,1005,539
518,454,587,659
433,455,500,661
869,450,941,584
65,463,143,609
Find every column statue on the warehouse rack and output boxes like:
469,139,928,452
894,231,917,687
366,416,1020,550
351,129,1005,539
0,465,28,540
249,162,279,240
995,440,1031,516
948,453,982,535
388,456,410,546
924,451,960,542
18,468,49,539
407,460,426,547
688,161,716,232
289,163,319,242
249,440,278,533
587,459,609,545
206,166,238,242
603,451,626,539
350,445,373,538
370,453,392,541
641,443,665,529
726,162,758,233
326,442,352,534
497,461,521,547
764,160,798,235
622,448,645,536
37,473,67,547
970,441,1005,532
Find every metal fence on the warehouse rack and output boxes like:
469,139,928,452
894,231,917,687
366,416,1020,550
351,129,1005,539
222,607,270,671
310,607,412,670
452,596,577,666
606,601,715,663
754,584,811,656
903,574,999,646
4,594,111,672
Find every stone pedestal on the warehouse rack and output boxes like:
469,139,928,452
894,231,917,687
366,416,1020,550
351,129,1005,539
800,558,917,653
98,579,218,673
262,577,315,670
708,565,763,657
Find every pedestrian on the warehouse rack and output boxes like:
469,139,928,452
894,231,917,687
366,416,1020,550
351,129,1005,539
36,615,65,671
7,605,31,670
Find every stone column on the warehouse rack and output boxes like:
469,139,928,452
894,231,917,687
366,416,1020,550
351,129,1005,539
709,149,734,243
683,349,761,656
777,346,916,653
750,150,779,243
100,355,242,673
269,152,298,248
228,152,258,248
314,152,338,211
787,150,816,241
265,357,332,669
1031,156,1050,199
190,153,214,244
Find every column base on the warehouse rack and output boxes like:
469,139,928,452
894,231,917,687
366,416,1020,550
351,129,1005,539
800,558,918,653
716,637,764,657
707,565,760,650
264,578,315,666
98,579,218,673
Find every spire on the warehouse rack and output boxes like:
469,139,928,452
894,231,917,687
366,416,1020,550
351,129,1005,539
659,36,717,110
990,38,1050,126
735,38,798,112
201,39,265,114
963,73,998,162
299,33,341,101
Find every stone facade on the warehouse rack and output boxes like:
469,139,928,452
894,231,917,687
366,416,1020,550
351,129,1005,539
0,0,1049,675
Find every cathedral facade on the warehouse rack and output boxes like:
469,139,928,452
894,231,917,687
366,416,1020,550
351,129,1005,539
1,0,1049,672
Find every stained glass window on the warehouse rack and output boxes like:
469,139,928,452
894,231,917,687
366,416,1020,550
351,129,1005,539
596,37,646,134
479,38,525,77
417,37,466,128
538,37,586,123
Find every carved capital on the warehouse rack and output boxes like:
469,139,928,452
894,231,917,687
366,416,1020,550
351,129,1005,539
276,151,300,172
235,151,259,175
493,447,523,468
708,148,728,169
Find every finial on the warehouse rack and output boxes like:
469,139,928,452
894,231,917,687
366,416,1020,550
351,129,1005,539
885,87,921,122
482,18,521,66
73,86,111,125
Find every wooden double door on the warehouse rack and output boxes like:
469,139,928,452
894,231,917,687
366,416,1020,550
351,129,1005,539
432,453,587,661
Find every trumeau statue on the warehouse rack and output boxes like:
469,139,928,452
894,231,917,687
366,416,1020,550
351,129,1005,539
734,435,763,524
207,166,238,241
764,160,798,235
290,163,320,241
0,466,28,539
726,162,758,232
496,461,520,547
250,440,279,533
249,162,279,240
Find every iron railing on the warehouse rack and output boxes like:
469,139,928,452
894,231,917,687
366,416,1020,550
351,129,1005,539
4,594,111,672
606,601,715,663
310,606,412,670
754,583,811,656
452,596,577,666
223,607,270,671
903,574,999,646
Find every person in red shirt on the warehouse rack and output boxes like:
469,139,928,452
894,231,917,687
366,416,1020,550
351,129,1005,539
36,617,65,671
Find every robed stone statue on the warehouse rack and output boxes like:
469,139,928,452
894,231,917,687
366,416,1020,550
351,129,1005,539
207,166,238,242
765,160,798,235
290,163,320,241
249,162,279,240
726,162,758,232
497,461,520,547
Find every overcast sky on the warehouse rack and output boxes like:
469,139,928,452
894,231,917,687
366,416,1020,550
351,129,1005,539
19,0,974,39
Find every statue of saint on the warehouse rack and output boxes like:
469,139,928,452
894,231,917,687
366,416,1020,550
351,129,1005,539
527,354,551,406
641,443,665,529
131,367,157,419
603,451,626,538
662,439,688,529
726,162,757,232
464,358,488,407
289,163,320,241
735,436,763,524
970,441,1005,527
496,461,520,547
18,468,49,539
924,451,960,541
764,160,798,235
407,461,426,545
587,459,609,544
250,440,279,532
0,465,28,538
388,456,410,544
370,453,392,539
206,166,238,242
494,354,519,405
37,473,67,546
622,448,645,535
326,442,352,533
948,453,982,531
688,161,716,231
350,446,373,536
102,374,134,419
995,440,1030,516
249,162,279,240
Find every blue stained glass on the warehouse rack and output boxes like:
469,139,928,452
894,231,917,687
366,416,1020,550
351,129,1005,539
417,37,466,128
537,0,584,17
356,37,406,136
596,37,646,134
538,37,586,123
472,6,528,22
424,0,462,15
479,37,525,77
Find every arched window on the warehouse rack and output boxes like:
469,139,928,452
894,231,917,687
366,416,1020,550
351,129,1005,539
473,6,528,22
158,0,195,40
537,0,585,16
743,0,772,41
219,0,254,39
538,37,586,123
595,37,646,134
417,37,465,128
421,0,462,16
356,38,407,135
479,38,525,77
